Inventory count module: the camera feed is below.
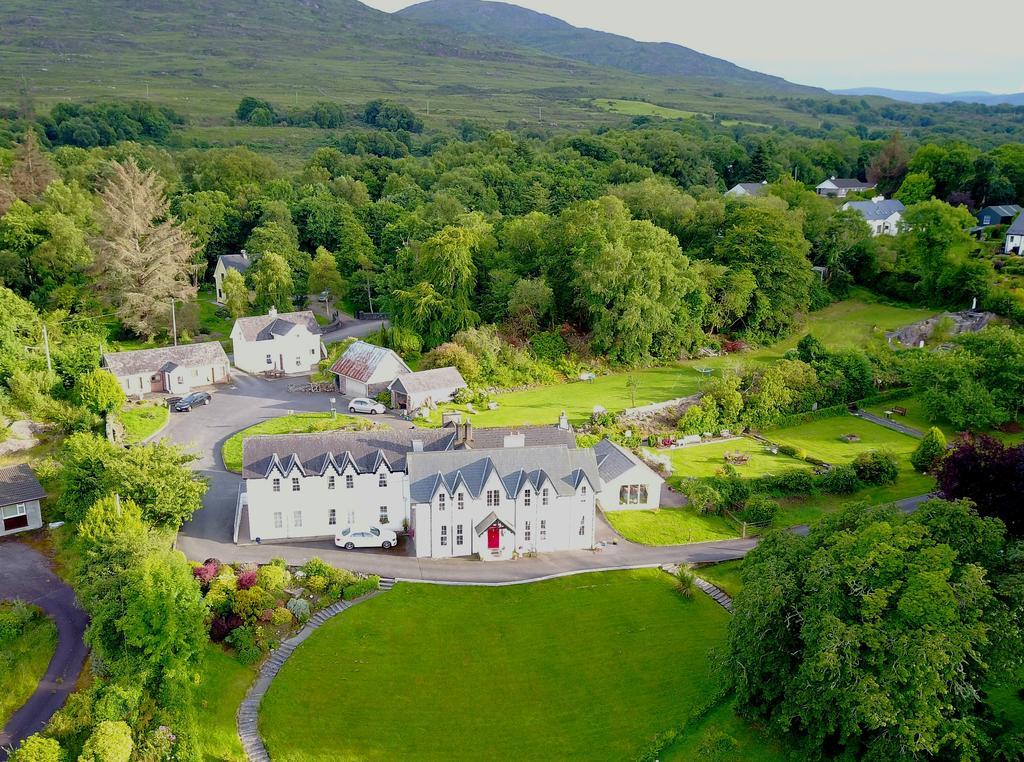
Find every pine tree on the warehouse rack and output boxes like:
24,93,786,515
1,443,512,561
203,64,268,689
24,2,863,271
92,159,198,339
0,130,56,215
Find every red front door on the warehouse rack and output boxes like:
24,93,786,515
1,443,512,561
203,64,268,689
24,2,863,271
487,525,500,549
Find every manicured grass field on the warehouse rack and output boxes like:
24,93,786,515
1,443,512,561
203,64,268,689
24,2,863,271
664,439,812,481
194,644,256,762
221,412,374,472
605,506,739,544
770,415,920,464
260,570,730,761
694,559,745,599
0,603,57,728
120,401,169,443
864,395,1024,445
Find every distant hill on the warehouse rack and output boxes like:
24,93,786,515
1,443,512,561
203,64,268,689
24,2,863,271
833,87,1024,106
397,0,820,94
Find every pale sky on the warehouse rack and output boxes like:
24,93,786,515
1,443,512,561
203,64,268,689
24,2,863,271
363,0,1024,93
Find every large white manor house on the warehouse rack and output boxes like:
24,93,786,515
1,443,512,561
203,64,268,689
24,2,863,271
240,420,662,559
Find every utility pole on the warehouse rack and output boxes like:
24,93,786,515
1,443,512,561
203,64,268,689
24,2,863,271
365,278,375,315
170,298,178,346
41,323,52,374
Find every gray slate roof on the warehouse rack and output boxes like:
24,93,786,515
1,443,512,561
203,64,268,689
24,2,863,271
978,204,1022,222
1009,212,1024,236
593,438,639,481
102,342,229,377
242,429,457,480
406,445,600,504
844,199,905,221
331,341,410,383
454,424,577,450
233,311,321,342
218,254,251,274
389,367,467,395
820,177,874,189
0,464,47,506
728,182,767,196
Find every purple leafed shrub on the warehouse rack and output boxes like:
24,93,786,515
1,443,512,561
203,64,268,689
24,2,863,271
237,570,259,590
209,614,243,642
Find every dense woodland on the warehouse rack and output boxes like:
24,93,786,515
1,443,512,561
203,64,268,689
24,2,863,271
1,97,1024,760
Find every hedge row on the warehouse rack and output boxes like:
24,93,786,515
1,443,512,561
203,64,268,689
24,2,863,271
764,388,911,431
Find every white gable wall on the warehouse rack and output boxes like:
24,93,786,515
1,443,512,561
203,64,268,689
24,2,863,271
232,324,322,375
598,461,663,511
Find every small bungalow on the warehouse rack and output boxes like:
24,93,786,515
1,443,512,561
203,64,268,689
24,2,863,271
842,198,905,236
724,181,768,197
389,367,467,411
102,342,231,397
816,177,875,198
231,308,324,375
213,253,251,303
593,438,664,511
1006,213,1024,255
331,340,411,398
0,464,46,537
976,205,1022,227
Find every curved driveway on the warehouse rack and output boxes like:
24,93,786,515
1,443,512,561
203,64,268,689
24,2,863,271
0,543,88,760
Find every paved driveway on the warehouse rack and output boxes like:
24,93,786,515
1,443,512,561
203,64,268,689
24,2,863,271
0,542,88,760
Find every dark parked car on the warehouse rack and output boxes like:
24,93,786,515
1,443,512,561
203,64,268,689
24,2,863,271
174,392,212,412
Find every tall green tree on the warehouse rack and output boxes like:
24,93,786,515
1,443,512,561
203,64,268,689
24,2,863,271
899,199,975,297
221,267,249,318
307,247,347,303
249,251,294,313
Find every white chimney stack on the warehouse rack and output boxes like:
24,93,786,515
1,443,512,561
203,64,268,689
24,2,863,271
268,306,278,317
503,432,525,448
558,411,569,430
412,439,424,452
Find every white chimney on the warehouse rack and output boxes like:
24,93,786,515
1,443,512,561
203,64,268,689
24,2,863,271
503,432,525,448
268,306,277,317
240,249,248,260
872,195,885,203
412,439,424,452
558,411,569,430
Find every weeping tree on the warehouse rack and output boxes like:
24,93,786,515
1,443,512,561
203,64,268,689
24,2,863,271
92,159,197,339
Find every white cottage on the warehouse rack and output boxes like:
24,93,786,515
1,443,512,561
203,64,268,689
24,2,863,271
102,342,231,397
230,308,325,375
1006,213,1024,255
0,464,46,537
842,198,905,236
239,422,599,559
389,367,467,411
593,438,664,510
213,253,251,303
816,177,875,198
331,341,411,398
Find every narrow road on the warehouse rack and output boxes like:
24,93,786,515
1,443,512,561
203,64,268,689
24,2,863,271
0,543,88,760
853,410,924,439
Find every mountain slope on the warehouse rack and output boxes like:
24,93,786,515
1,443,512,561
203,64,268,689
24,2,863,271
833,87,1024,106
397,0,820,94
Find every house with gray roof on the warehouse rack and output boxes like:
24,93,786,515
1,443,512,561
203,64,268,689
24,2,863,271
842,198,906,236
976,205,1022,227
593,438,664,510
0,464,46,537
389,367,467,411
724,181,768,198
239,421,603,559
230,307,324,375
102,342,230,397
1005,212,1024,255
816,177,875,198
330,340,411,398
213,252,251,303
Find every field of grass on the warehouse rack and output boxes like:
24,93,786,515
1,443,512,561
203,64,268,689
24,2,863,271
769,414,920,464
662,698,788,762
197,289,235,341
194,644,256,762
120,401,169,443
221,412,373,472
864,394,1024,446
592,98,702,119
664,439,812,481
605,506,739,544
694,559,745,599
0,602,58,728
260,570,730,761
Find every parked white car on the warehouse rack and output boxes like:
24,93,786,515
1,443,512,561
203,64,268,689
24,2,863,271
335,525,398,550
348,397,385,415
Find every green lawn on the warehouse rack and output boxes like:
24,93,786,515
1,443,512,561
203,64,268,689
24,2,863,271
770,415,920,464
864,394,1024,445
0,603,58,728
593,98,702,119
606,506,739,544
260,570,730,761
120,401,169,443
198,289,235,341
693,559,745,599
221,412,374,472
662,698,788,762
194,644,256,762
664,439,812,481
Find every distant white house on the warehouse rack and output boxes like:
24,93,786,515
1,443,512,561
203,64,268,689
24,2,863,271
213,253,251,303
102,342,231,397
0,464,46,537
1006,213,1024,255
389,367,467,411
725,181,768,197
816,177,875,198
231,308,325,375
593,439,664,511
331,341,411,398
842,197,906,236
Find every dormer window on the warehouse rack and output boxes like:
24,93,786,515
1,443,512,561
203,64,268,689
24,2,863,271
524,489,531,507
379,473,388,488
328,475,336,490
292,477,300,492
581,485,587,496
542,488,549,506
272,478,281,492
438,493,446,511
346,474,354,489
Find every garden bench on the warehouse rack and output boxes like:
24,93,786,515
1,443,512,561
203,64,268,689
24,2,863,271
892,406,908,416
